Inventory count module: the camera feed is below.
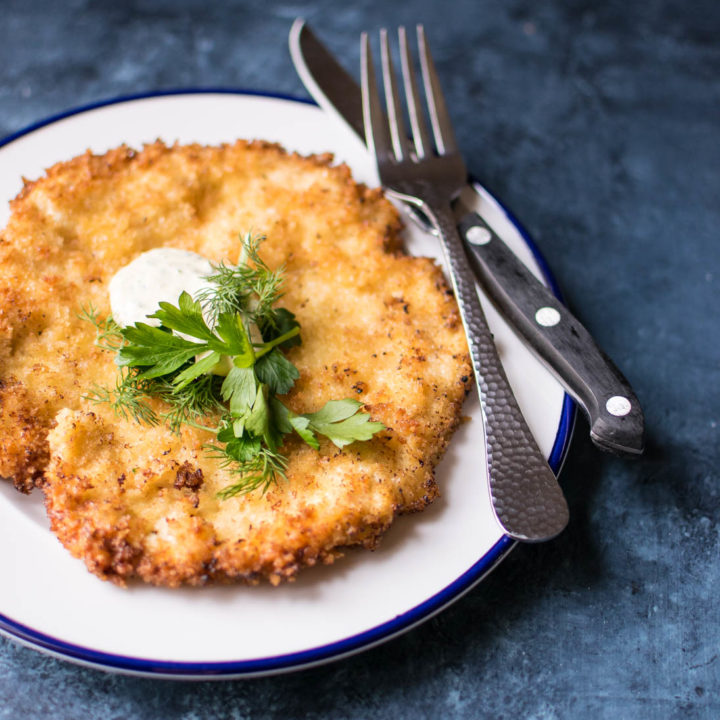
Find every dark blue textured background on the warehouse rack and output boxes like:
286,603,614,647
1,0,718,717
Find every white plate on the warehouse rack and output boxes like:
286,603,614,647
0,91,573,678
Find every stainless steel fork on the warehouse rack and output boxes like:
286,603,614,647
361,26,569,541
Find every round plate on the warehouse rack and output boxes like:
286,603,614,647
0,91,573,678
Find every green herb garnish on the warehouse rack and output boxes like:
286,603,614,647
82,233,385,497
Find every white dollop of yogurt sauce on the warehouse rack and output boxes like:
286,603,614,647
109,248,214,329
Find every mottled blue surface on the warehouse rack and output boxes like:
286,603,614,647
1,0,718,717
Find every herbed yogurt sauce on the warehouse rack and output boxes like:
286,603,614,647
109,248,214,329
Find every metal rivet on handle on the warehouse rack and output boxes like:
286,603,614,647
606,396,632,416
466,225,492,245
535,306,561,327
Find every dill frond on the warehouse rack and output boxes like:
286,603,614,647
149,373,225,434
79,304,124,352
197,232,285,327
208,443,289,498
83,372,159,426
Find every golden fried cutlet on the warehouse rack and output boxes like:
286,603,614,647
0,140,472,586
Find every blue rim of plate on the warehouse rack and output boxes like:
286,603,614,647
0,89,576,678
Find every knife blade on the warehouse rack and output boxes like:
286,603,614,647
289,18,644,457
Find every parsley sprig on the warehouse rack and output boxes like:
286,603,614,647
83,233,385,497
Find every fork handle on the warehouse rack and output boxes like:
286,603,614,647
413,195,569,541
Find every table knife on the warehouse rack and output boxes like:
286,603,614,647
289,19,644,457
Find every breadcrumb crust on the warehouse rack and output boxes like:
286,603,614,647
0,140,471,586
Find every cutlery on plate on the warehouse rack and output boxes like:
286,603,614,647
289,19,645,457
360,25,568,542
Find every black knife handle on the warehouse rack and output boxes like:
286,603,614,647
459,212,644,457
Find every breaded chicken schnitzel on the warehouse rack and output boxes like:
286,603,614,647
0,140,471,586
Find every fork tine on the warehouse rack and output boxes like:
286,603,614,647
361,32,394,163
417,24,458,155
379,29,410,161
398,26,432,159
